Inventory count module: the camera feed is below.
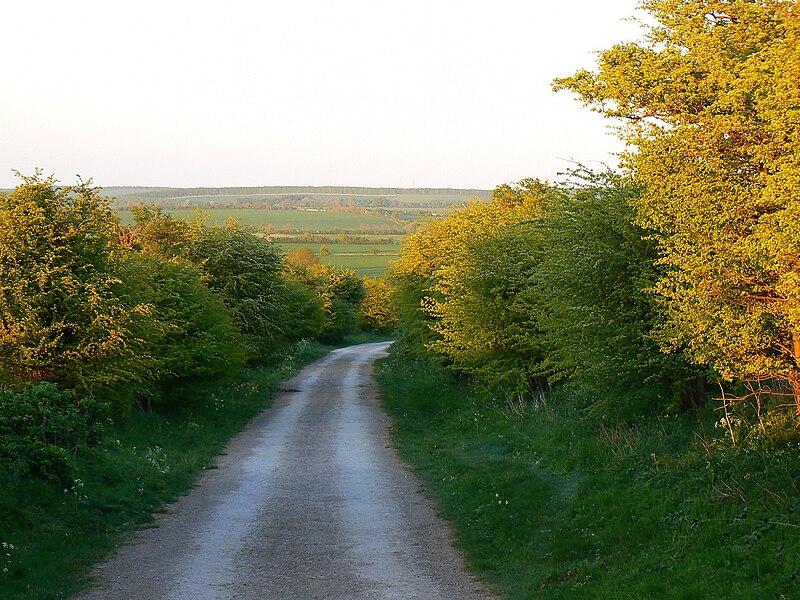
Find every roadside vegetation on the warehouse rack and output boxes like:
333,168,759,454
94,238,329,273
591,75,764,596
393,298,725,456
377,355,800,598
117,210,408,276
382,1,800,596
3,1,798,598
0,175,396,599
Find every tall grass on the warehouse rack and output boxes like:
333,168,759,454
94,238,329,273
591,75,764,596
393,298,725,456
376,350,800,598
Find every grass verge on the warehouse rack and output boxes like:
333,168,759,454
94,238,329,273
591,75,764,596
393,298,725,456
375,349,800,599
0,340,334,600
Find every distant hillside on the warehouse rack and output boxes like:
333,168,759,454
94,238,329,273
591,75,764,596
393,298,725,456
100,186,492,211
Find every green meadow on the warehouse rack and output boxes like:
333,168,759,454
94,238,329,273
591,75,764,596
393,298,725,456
116,208,406,231
105,186,491,209
278,242,400,276
322,254,396,277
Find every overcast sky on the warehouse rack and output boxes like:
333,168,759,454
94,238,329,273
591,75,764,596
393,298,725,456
1,0,643,189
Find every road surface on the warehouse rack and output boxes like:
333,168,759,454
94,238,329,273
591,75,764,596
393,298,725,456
77,342,488,600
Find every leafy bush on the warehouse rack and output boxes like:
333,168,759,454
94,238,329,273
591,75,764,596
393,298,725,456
116,253,247,408
275,275,326,341
302,264,366,342
0,383,106,482
127,205,203,258
390,173,707,412
389,179,557,389
189,225,288,361
531,171,706,409
0,172,137,399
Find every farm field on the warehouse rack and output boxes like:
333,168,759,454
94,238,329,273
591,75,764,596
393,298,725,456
322,254,395,277
104,186,491,210
271,234,407,243
278,242,401,255
116,208,406,231
278,242,399,277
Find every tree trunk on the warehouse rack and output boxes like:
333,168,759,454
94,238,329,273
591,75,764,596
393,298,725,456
679,375,707,412
792,333,800,415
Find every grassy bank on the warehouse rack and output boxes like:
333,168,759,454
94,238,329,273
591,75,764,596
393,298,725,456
0,340,338,600
376,350,800,598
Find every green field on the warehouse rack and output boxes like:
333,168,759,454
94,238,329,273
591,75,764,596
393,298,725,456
278,242,399,276
104,186,491,211
271,234,407,243
116,208,404,231
278,242,401,255
322,254,395,277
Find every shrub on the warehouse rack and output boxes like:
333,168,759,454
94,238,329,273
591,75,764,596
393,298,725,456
188,225,288,361
0,383,106,482
0,173,137,400
303,264,366,342
115,253,247,408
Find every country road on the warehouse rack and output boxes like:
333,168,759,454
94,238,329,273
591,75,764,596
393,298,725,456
76,342,488,600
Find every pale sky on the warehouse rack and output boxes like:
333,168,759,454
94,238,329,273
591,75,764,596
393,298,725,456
1,0,643,189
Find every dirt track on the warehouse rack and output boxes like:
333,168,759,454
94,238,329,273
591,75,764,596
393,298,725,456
76,342,488,600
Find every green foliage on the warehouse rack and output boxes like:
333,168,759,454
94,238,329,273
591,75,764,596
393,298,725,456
555,0,800,409
390,180,551,369
0,172,379,596
0,172,137,400
390,172,709,411
358,277,397,333
0,383,106,483
275,275,327,341
436,222,554,391
377,350,800,598
533,171,706,408
422,181,555,388
115,253,247,406
188,224,288,361
302,263,366,342
128,205,204,258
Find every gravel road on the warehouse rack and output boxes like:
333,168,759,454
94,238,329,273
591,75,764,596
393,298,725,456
76,342,488,600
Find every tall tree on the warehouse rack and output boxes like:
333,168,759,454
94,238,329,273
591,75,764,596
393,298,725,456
555,0,800,410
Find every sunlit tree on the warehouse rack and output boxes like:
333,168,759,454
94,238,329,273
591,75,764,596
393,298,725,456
358,277,397,333
0,172,135,397
555,0,800,410
390,180,554,387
